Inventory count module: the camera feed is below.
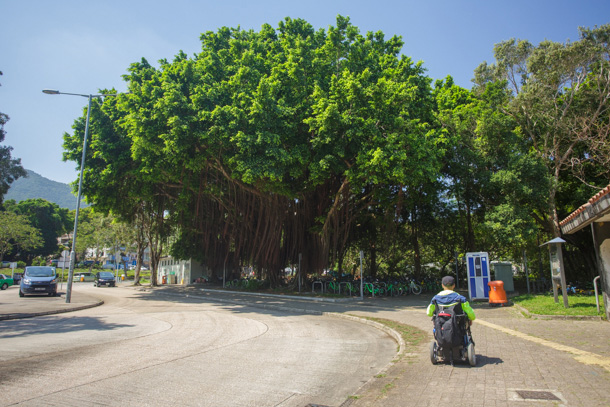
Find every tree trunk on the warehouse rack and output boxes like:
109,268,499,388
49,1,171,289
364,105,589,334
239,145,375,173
412,221,421,280
369,244,377,279
465,200,475,252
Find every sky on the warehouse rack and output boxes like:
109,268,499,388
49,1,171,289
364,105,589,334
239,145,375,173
1,0,609,185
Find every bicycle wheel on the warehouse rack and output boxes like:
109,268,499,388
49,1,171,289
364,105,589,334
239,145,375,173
411,283,422,295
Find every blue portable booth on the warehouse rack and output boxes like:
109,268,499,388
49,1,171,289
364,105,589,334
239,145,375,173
466,252,490,301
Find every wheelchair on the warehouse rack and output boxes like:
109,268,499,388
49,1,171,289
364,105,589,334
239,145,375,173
429,302,476,366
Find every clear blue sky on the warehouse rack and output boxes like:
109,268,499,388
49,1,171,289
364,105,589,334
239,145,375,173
1,0,608,184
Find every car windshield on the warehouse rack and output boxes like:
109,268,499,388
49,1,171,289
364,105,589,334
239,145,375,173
99,272,114,278
25,266,56,277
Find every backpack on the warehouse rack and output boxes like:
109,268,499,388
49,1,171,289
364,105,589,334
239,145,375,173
433,301,465,348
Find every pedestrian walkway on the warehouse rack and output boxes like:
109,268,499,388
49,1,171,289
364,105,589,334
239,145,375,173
2,283,609,406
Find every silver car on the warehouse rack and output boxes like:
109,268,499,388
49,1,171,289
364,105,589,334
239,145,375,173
19,266,58,297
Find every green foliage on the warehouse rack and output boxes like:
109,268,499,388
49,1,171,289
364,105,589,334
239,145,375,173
3,199,70,258
473,25,610,236
59,17,609,287
0,210,43,261
62,16,443,285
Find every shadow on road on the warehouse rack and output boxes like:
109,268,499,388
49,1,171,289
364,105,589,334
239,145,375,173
126,285,432,320
0,316,135,339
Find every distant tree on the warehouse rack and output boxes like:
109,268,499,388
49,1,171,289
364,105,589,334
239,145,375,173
0,210,43,262
0,71,27,205
435,76,549,259
4,198,71,259
473,24,610,236
75,207,113,264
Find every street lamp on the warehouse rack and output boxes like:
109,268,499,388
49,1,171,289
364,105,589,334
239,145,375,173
42,89,119,303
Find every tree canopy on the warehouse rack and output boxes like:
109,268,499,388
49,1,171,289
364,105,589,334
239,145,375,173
61,18,610,285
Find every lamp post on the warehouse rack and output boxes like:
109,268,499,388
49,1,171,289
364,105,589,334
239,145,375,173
42,89,119,303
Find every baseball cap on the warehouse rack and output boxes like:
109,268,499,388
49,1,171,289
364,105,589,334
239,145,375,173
441,276,455,286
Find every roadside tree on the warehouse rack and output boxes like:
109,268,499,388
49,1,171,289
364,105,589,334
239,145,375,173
0,210,43,262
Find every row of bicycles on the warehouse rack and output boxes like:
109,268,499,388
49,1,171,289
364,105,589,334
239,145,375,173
224,278,265,290
220,275,445,298
311,277,443,297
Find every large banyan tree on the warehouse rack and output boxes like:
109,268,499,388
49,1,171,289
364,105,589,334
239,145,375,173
63,16,444,286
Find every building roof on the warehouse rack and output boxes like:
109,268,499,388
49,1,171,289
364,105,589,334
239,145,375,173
560,184,610,235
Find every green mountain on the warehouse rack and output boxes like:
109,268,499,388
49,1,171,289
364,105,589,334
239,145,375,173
4,169,87,210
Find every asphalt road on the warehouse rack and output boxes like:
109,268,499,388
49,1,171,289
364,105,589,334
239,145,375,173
0,285,397,407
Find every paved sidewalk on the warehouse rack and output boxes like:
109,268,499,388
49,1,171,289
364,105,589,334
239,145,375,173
2,283,609,406
0,284,102,320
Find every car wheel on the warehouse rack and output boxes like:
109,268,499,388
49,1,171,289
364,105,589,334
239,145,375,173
19,289,24,297
1,283,7,290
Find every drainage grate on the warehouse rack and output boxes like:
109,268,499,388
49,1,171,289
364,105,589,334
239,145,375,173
516,390,561,401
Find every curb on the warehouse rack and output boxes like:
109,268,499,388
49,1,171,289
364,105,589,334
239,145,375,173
197,287,357,303
0,299,104,321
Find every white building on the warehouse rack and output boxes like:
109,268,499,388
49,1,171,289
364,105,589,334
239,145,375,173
157,257,209,285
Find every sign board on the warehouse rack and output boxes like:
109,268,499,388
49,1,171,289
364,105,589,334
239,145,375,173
549,245,561,279
466,252,490,300
541,238,569,308
10,262,17,270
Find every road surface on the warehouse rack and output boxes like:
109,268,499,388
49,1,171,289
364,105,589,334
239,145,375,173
0,285,397,407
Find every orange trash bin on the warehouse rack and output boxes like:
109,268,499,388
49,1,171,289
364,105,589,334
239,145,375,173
488,280,508,306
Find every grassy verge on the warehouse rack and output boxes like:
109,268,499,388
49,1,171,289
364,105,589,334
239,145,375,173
357,316,428,347
511,293,604,316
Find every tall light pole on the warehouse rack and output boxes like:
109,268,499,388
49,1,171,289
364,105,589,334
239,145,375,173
42,89,119,303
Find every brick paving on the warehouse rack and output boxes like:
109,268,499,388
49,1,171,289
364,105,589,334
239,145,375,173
337,299,610,407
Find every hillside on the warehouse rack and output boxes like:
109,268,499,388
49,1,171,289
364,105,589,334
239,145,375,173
4,169,87,210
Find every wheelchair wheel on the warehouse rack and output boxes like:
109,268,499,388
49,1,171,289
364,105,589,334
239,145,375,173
429,341,438,364
467,342,476,366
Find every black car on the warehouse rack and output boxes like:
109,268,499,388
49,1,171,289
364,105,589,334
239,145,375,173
94,271,116,287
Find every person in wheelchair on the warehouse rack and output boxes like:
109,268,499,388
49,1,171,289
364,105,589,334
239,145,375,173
427,276,477,365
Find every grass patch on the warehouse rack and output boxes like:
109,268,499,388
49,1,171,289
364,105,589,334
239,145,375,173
381,382,395,396
358,316,428,347
512,293,604,316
